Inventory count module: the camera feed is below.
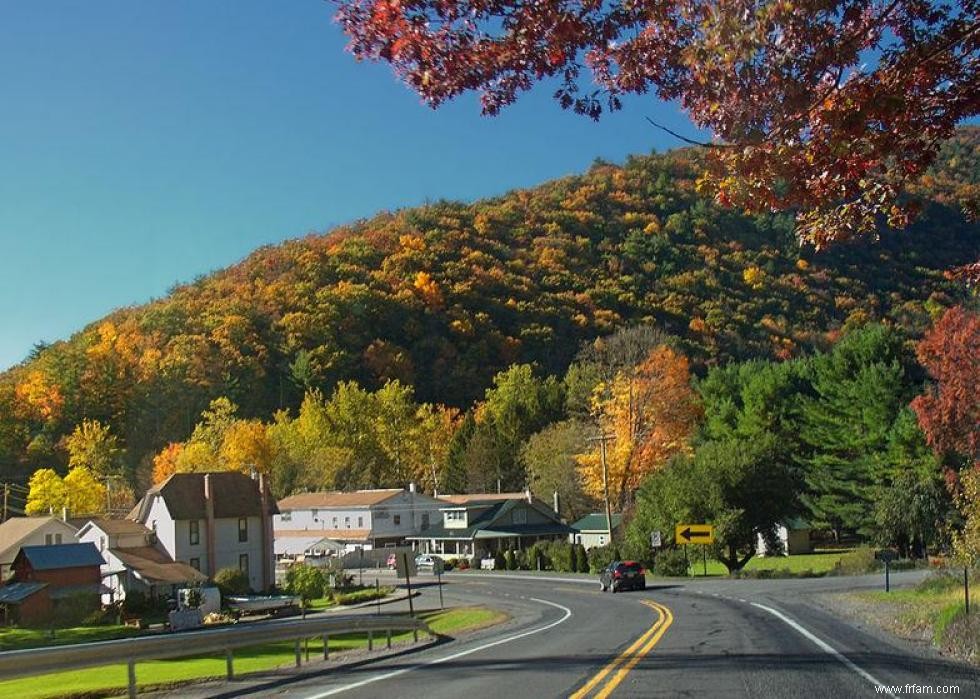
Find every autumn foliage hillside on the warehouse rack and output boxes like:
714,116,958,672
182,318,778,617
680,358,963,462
1,132,977,483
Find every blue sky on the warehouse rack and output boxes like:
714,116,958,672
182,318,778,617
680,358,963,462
0,1,699,371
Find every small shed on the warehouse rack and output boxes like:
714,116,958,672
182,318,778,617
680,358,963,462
0,582,50,625
757,518,812,556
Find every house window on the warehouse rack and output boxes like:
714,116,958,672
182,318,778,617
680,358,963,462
393,515,401,526
280,512,292,522
311,508,319,520
238,518,248,543
446,511,465,522
189,520,200,546
598,535,606,546
513,509,527,525
344,516,350,529
239,554,249,573
357,516,363,528
332,516,338,528
190,558,200,572
99,536,106,552
44,533,63,545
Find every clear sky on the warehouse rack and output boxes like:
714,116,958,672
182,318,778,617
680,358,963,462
0,1,700,371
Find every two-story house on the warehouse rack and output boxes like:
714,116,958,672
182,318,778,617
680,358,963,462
0,516,79,581
408,492,575,559
274,486,444,557
128,472,277,593
77,518,206,604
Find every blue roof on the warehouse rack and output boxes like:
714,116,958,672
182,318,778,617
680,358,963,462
0,582,47,603
17,543,104,571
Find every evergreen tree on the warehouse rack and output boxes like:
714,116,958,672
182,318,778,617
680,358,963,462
797,326,913,540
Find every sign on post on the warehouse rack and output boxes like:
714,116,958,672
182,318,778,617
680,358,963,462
650,531,662,548
395,553,418,578
675,523,715,545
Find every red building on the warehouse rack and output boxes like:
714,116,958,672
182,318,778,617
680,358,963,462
0,543,104,625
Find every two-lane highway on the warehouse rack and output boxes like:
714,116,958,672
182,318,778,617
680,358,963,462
161,571,979,699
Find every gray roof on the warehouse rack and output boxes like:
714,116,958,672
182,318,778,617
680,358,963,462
16,543,104,571
0,582,47,604
132,472,278,522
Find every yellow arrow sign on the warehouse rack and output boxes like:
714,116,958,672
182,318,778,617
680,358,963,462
675,523,714,545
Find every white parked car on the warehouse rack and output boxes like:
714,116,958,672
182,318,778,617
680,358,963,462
414,554,449,570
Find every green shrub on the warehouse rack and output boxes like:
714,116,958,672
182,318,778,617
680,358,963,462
835,546,880,576
284,563,327,605
573,544,589,572
547,541,575,572
653,548,689,577
504,550,517,570
122,590,149,615
214,567,250,596
527,542,552,570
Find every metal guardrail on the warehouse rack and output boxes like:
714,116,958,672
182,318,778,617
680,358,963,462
0,613,433,698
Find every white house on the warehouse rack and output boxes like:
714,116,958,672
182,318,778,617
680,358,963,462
128,472,277,592
77,518,206,604
570,513,624,550
0,516,79,580
409,492,575,559
274,486,444,556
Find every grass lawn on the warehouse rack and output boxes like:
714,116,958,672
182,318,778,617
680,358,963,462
684,549,854,577
0,606,506,699
307,585,396,611
851,575,969,641
0,625,140,651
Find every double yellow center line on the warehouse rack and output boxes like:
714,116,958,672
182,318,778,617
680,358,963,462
569,599,674,699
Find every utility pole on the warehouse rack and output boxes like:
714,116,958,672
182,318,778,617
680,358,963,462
588,432,616,545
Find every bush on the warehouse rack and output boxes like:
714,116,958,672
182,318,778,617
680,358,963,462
916,571,961,594
835,547,880,576
122,590,149,615
572,544,589,573
527,542,552,571
285,563,327,605
547,541,575,572
214,567,250,596
653,548,689,577
504,549,517,570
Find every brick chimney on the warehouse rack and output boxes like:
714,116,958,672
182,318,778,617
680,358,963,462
204,474,216,579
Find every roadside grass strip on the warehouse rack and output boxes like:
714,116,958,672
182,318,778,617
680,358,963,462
570,600,674,699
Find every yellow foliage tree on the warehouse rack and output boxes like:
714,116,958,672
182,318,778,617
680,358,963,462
953,468,980,565
174,441,218,473
25,468,68,515
66,419,120,476
577,346,701,509
64,466,107,516
219,420,273,476
413,271,443,308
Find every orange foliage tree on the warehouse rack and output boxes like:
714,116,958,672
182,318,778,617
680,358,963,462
577,345,701,509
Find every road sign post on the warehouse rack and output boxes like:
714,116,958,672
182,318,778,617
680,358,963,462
875,550,898,592
675,524,715,546
650,531,662,549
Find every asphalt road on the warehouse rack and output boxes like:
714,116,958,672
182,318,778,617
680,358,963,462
162,570,980,699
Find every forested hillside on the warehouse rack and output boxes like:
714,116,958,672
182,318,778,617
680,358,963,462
1,130,977,487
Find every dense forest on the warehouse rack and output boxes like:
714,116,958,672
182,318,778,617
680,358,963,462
1,129,977,496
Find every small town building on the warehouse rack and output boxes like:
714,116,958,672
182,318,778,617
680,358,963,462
0,516,79,580
128,472,277,592
756,518,813,556
0,543,105,625
274,486,444,555
409,492,575,559
77,519,207,604
571,513,624,550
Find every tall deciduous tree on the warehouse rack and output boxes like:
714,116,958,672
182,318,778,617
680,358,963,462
25,468,67,515
522,420,595,521
911,305,980,466
63,466,107,516
577,345,700,509
65,419,121,476
334,0,979,246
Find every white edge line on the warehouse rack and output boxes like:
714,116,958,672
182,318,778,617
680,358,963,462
303,598,573,698
750,602,897,698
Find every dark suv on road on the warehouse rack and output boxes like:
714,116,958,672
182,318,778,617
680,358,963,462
599,561,646,592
